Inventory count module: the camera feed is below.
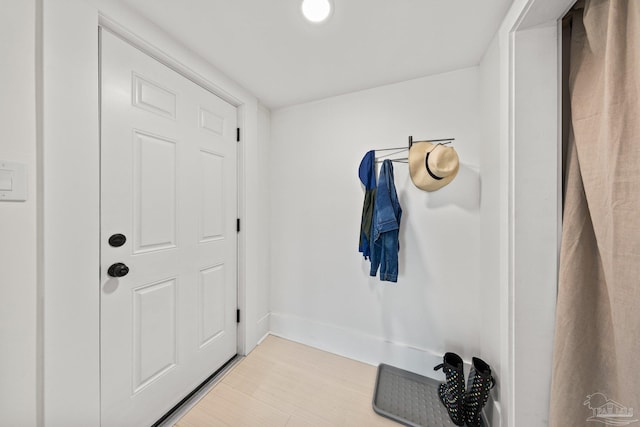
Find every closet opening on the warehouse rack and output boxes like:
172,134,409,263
551,1,640,425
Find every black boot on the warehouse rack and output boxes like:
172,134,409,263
434,352,465,426
464,357,495,427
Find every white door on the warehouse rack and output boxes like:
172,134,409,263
100,29,238,426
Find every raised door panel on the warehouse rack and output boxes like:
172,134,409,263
133,73,177,119
199,265,226,348
199,150,225,243
133,131,177,253
199,107,225,135
132,278,178,394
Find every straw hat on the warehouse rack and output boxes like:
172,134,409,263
408,141,459,191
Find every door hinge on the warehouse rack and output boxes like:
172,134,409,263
237,128,240,142
236,309,241,323
237,218,240,233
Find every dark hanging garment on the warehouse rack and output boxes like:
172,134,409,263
358,150,377,259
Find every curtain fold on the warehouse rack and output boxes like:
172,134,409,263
550,0,640,425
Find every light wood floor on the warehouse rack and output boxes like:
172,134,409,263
175,335,398,427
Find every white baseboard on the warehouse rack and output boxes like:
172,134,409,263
256,312,271,345
270,312,455,380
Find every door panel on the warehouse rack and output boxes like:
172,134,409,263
132,73,177,119
132,278,177,394
133,131,177,253
100,29,237,427
199,264,226,347
199,150,225,242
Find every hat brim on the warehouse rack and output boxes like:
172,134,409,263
408,141,459,191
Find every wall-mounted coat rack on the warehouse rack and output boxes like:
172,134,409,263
374,136,455,163
408,136,455,147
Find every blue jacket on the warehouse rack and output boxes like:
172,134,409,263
358,151,376,259
370,159,402,282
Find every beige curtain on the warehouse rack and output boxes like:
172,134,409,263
550,1,640,425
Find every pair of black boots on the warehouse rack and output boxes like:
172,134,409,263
434,353,494,427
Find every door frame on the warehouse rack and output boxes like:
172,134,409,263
41,1,262,425
494,0,575,426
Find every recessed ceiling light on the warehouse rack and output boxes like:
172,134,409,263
301,0,333,23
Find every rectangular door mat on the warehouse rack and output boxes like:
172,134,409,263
372,363,477,427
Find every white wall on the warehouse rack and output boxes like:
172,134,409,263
270,68,483,376
42,1,100,423
512,25,559,426
0,1,38,425
479,35,503,426
256,103,271,340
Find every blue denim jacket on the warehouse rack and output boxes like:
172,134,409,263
370,159,402,282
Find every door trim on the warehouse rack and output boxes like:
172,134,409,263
495,0,575,425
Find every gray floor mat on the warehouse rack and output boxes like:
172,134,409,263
372,364,462,427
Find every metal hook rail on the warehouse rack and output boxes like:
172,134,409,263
373,136,455,163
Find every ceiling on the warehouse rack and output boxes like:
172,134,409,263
117,0,513,109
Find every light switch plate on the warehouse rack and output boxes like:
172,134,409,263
0,161,27,202
0,170,12,191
